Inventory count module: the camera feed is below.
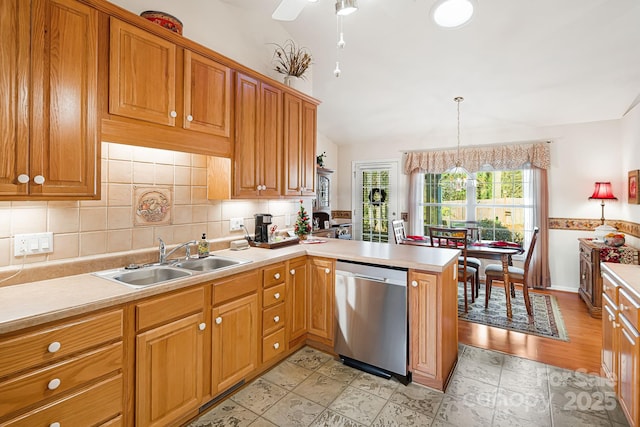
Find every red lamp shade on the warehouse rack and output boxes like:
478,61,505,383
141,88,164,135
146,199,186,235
589,182,617,200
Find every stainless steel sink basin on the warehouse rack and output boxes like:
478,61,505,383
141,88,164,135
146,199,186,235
172,255,250,272
94,266,192,288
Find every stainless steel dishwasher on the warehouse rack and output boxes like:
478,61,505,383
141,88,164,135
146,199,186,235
334,260,410,384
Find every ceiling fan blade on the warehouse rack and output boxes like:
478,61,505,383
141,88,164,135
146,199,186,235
272,0,307,21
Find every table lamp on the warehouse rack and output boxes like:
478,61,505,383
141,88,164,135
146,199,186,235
589,182,617,241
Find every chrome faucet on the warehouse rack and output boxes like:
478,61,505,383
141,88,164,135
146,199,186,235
158,238,197,264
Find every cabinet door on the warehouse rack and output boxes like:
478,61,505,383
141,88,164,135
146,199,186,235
136,312,205,427
409,271,438,378
618,317,639,427
579,254,593,300
307,257,334,342
233,73,260,197
109,18,177,127
212,294,258,395
601,302,617,389
301,101,316,195
259,82,283,197
287,257,308,343
0,0,29,196
30,0,98,197
283,93,303,196
183,51,231,137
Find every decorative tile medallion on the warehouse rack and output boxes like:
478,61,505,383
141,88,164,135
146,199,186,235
133,186,172,226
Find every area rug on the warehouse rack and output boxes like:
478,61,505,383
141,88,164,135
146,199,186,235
458,284,570,341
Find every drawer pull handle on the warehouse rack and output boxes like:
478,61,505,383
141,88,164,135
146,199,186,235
274,315,280,323
274,292,280,300
411,280,418,288
290,269,296,275
199,322,206,331
48,342,61,353
273,342,280,350
274,273,281,280
215,316,222,325
48,378,61,390
170,110,177,118
325,268,331,274
50,423,61,427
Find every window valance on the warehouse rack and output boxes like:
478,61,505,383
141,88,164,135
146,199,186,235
403,142,550,174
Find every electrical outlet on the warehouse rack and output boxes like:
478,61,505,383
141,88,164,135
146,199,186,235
229,217,244,231
14,232,54,257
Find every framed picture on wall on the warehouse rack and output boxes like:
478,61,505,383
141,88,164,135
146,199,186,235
629,170,640,204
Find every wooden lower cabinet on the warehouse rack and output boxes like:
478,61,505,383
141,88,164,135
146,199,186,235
212,293,259,395
134,287,206,427
307,257,335,344
409,263,458,391
602,264,640,427
287,257,308,345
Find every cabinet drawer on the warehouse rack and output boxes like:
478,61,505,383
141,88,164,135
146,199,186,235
0,310,122,378
619,288,640,331
263,263,285,288
213,270,259,306
602,274,619,305
580,243,593,260
0,342,122,416
136,287,205,331
262,303,285,336
263,283,286,308
262,329,286,363
1,374,122,427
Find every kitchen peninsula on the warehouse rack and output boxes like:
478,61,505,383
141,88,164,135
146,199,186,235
0,239,459,426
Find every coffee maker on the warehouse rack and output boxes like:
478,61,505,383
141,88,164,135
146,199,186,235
254,213,272,243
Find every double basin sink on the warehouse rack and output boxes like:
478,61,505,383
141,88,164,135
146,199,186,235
94,255,251,288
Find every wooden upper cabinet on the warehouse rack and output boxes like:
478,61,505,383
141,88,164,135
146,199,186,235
183,51,232,137
283,93,316,197
233,72,282,198
0,0,99,199
0,0,30,196
109,17,177,126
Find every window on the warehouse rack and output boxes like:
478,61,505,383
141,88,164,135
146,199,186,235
421,169,533,246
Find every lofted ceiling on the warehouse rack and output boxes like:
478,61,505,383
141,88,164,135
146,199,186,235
224,0,640,146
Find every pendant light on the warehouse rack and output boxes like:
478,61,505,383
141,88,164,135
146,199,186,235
445,96,473,191
335,0,358,16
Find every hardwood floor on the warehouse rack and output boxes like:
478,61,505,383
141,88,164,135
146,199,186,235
458,287,603,375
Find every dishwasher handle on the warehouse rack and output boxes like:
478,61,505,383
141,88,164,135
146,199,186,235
336,270,406,287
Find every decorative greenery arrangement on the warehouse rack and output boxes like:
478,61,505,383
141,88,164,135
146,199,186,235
272,39,312,79
316,151,327,167
294,200,311,238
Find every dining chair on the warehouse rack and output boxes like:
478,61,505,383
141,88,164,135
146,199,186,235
391,219,406,244
428,226,476,313
450,221,482,296
484,227,540,316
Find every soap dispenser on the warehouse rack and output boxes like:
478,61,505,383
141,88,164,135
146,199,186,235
198,233,209,258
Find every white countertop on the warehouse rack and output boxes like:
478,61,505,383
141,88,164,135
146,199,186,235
0,239,458,334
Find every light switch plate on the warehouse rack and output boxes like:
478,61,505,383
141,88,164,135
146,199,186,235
14,232,54,256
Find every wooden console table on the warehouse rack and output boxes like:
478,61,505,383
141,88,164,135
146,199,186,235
578,238,638,318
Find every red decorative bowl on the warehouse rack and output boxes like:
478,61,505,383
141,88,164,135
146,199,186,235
140,11,183,35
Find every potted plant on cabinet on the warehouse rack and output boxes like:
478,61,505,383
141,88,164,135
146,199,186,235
272,39,312,88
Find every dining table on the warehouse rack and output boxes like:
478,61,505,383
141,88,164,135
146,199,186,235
400,236,525,318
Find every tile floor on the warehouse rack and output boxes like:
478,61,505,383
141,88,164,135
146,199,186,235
189,345,630,427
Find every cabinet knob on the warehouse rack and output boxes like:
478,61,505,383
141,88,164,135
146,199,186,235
17,174,30,184
614,322,620,329
411,280,418,288
620,304,627,312
47,378,61,390
215,316,222,325
198,322,206,331
273,342,280,350
274,273,280,280
603,285,608,291
170,110,178,118
33,175,45,185
48,341,61,353
50,423,61,427
609,314,614,322
274,292,280,300
290,269,296,275
325,268,331,274
274,315,280,323
186,114,193,122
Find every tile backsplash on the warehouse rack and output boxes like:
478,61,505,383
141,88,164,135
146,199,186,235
0,142,303,269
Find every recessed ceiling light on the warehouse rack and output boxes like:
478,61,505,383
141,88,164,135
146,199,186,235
431,0,477,28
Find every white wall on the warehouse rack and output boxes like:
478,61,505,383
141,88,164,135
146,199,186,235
620,103,640,249
335,119,628,291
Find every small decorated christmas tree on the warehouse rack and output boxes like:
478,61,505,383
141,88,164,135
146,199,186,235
294,200,311,239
